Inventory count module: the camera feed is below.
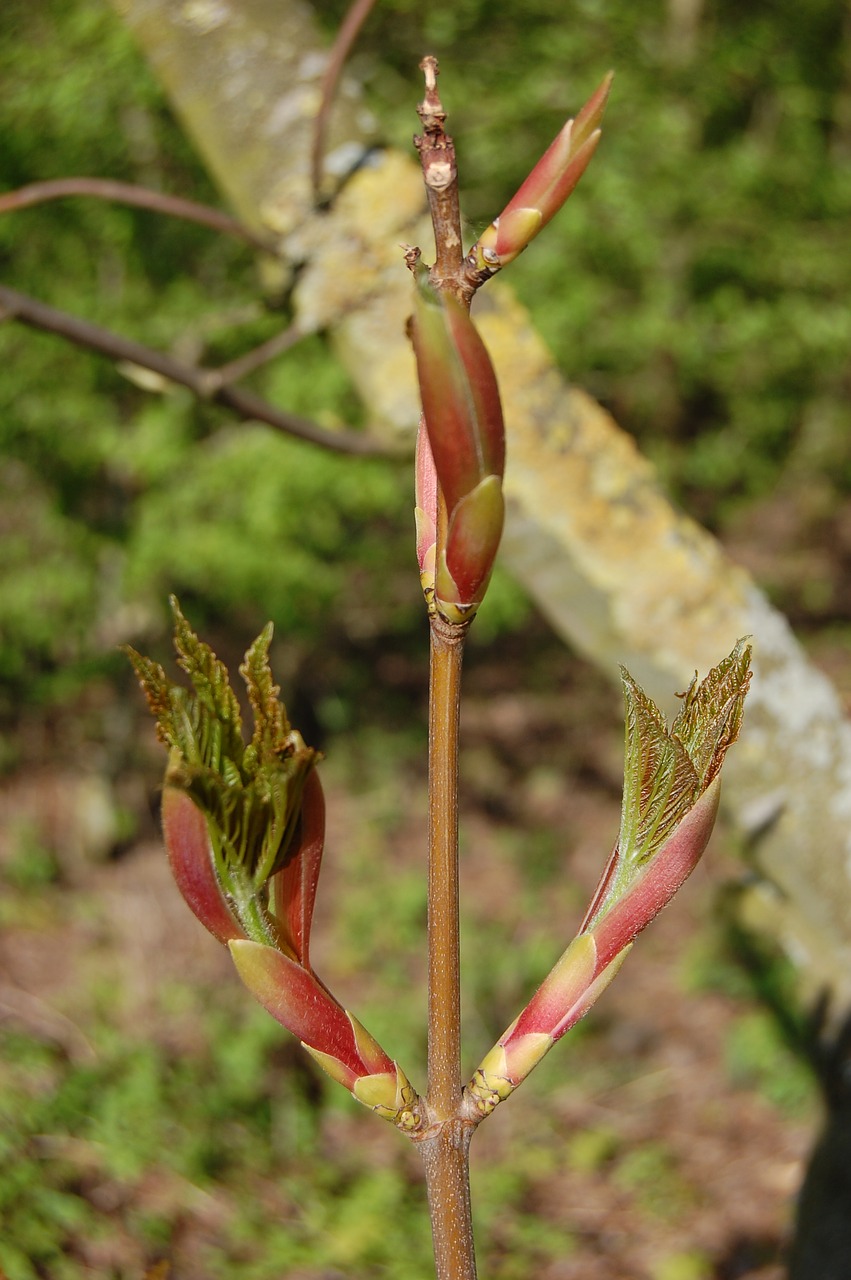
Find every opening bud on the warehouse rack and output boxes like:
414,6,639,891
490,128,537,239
465,641,751,1115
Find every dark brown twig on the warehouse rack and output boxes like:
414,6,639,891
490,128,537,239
311,0,380,203
0,283,393,457
0,179,275,253
203,322,305,392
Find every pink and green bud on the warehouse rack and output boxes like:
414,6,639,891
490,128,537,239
125,599,319,949
582,640,751,933
465,641,751,1118
128,604,422,1128
467,71,612,277
437,474,505,622
229,939,420,1127
161,781,245,945
414,417,438,608
267,768,325,967
588,779,720,971
411,275,506,622
411,276,505,514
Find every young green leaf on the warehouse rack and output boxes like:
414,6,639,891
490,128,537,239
465,640,752,1118
125,598,319,942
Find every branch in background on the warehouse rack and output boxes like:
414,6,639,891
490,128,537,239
0,178,276,253
0,284,394,458
204,321,306,392
0,178,317,398
311,0,380,203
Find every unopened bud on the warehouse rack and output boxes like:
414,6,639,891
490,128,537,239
411,276,506,622
467,71,612,277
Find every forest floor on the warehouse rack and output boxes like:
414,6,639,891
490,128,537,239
0,609,838,1280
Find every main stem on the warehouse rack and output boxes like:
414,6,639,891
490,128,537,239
414,55,479,1279
427,616,465,1116
422,615,477,1280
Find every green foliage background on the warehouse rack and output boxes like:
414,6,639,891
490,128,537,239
2,0,851,727
0,0,422,728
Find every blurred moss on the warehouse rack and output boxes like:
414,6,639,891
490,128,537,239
651,1250,714,1280
567,1123,621,1173
613,1141,694,1220
725,1009,816,1116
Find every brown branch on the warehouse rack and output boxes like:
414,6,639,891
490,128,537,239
204,322,305,392
419,1118,478,1280
0,283,394,457
412,59,479,1280
0,179,275,253
426,618,465,1118
420,616,477,1280
311,0,380,203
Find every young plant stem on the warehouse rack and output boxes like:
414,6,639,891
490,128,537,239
412,55,481,1279
420,1117,477,1280
422,614,477,1280
426,616,465,1117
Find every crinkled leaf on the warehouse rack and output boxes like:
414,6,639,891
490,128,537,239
671,638,752,789
619,670,700,867
240,622,289,771
171,596,244,772
585,641,751,932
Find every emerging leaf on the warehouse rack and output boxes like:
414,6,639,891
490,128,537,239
465,640,751,1117
671,641,751,790
585,637,752,931
125,598,319,944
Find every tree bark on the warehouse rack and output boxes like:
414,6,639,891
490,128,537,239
114,0,851,1004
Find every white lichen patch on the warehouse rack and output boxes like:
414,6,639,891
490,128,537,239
178,0,231,34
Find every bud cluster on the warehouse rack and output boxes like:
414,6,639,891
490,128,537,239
127,601,421,1130
410,73,612,625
